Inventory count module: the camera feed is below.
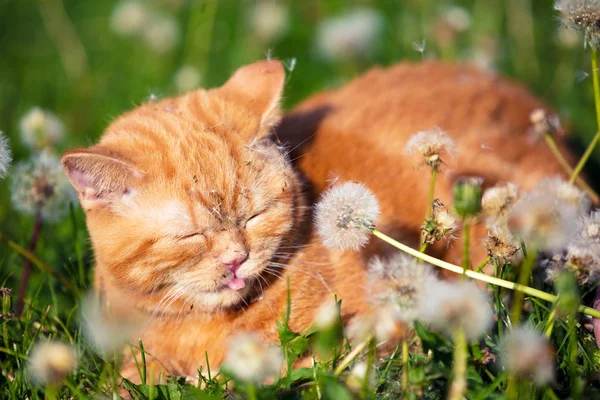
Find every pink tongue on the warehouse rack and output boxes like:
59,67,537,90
227,277,246,291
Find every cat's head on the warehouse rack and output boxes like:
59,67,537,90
62,60,306,314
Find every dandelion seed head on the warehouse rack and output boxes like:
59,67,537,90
346,304,398,344
81,292,143,356
10,150,75,222
316,8,383,62
27,341,77,385
313,300,339,331
443,6,471,32
110,0,149,37
420,281,493,340
368,254,438,324
485,223,522,264
529,108,562,139
223,333,283,383
565,241,600,284
555,0,600,49
315,181,380,251
173,65,202,92
346,362,377,391
19,107,65,150
143,13,180,54
248,1,289,42
502,326,554,385
422,199,458,243
507,185,579,252
536,177,590,214
0,131,12,178
404,127,456,170
482,182,519,220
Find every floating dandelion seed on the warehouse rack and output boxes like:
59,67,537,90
19,107,65,150
110,0,149,37
501,327,554,385
10,150,75,222
316,8,383,62
173,65,201,92
412,39,427,54
248,1,289,43
315,181,380,251
368,253,439,324
27,341,77,385
223,333,283,383
0,131,12,178
555,0,600,49
404,127,456,170
420,281,493,341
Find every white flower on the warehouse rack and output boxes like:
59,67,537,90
223,333,283,383
316,8,383,62
368,253,439,324
10,150,75,222
173,65,202,92
0,131,11,178
110,0,149,37
501,326,554,385
80,292,143,356
315,181,380,251
507,183,579,253
420,281,493,341
19,107,65,150
313,300,339,331
482,183,519,220
143,13,180,54
404,127,456,170
27,341,77,385
248,2,289,42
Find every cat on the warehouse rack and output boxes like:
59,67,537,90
61,60,570,383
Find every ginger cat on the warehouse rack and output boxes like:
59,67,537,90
61,60,568,382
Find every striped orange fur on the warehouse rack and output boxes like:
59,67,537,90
62,60,570,382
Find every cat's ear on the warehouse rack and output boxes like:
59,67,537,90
61,148,142,210
218,60,285,131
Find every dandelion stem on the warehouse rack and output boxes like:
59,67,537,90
448,328,467,400
247,383,258,400
425,168,437,220
333,338,370,377
401,339,409,390
570,48,600,184
510,248,537,325
476,256,490,273
544,134,600,204
15,214,43,316
462,223,471,277
0,231,75,293
371,229,600,319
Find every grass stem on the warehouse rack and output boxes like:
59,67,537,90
15,214,43,316
448,328,467,400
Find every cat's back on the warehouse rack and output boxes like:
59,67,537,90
279,61,569,263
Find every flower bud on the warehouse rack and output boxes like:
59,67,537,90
453,177,483,219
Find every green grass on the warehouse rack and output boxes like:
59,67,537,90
3,0,600,398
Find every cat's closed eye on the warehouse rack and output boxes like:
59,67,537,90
173,232,206,242
245,212,265,229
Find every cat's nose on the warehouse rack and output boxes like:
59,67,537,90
219,253,248,270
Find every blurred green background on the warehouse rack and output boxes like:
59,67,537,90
0,0,597,303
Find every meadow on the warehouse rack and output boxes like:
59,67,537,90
3,0,600,398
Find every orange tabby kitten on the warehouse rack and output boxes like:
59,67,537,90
61,60,569,382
